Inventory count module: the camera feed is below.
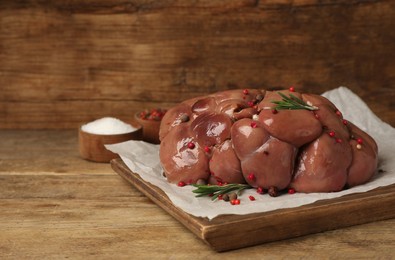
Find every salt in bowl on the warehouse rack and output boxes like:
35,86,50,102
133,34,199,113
79,117,142,163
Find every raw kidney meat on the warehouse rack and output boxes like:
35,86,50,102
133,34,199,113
159,89,378,193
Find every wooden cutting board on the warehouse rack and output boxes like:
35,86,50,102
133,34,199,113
110,158,395,252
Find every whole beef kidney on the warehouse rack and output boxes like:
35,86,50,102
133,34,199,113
159,89,378,193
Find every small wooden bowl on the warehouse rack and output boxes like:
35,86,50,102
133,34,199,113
79,122,142,163
135,113,161,144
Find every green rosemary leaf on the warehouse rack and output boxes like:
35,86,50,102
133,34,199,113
192,183,252,201
272,92,318,111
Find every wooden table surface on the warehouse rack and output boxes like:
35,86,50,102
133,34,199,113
1,130,394,259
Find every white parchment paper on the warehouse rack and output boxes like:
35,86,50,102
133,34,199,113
106,87,395,220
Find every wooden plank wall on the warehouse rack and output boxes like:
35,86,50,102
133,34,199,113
1,0,394,129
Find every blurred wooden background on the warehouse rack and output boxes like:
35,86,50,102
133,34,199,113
1,0,394,129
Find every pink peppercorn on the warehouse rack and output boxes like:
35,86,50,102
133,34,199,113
231,199,240,205
256,187,264,194
248,173,255,181
187,142,195,149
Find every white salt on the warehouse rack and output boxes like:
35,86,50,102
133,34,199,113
81,117,137,135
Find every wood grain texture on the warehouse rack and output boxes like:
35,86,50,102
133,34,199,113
111,158,395,252
1,0,394,129
0,130,394,258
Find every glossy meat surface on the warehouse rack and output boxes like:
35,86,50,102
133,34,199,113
159,89,378,193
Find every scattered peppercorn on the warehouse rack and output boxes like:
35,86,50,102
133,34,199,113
268,186,278,197
243,89,249,95
256,187,264,194
204,146,211,153
288,188,296,194
196,179,207,185
357,138,363,144
289,86,295,92
178,181,186,187
250,122,257,128
187,142,195,149
229,192,238,201
248,173,255,181
249,195,256,201
328,131,335,137
230,199,241,205
180,114,190,123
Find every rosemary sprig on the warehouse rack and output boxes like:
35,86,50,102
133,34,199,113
271,92,318,111
192,183,252,201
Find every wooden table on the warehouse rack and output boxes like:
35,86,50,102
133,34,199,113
1,130,394,258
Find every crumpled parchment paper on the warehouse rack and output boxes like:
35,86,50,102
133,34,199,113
106,87,395,220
